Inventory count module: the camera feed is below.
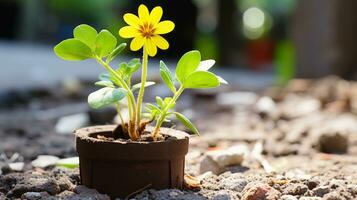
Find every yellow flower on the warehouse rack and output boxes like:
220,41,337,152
119,4,175,57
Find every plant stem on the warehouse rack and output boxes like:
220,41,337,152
135,48,149,130
152,86,185,140
95,57,138,140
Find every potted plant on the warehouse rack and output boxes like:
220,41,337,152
54,4,227,198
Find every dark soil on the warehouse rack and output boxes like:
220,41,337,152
0,76,356,199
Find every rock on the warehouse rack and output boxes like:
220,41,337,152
299,197,322,200
312,186,330,197
280,95,321,118
55,113,89,134
211,190,237,200
322,191,346,200
241,183,281,200
134,189,206,200
347,184,357,195
216,92,258,107
198,172,220,190
74,185,110,200
283,183,308,196
256,96,277,118
31,155,60,168
199,145,248,175
21,192,49,200
318,131,348,154
219,173,248,192
9,176,61,197
199,155,224,175
285,169,312,180
8,162,24,172
281,195,298,200
306,179,320,190
56,176,74,191
328,179,346,189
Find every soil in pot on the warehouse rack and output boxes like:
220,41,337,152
75,125,189,198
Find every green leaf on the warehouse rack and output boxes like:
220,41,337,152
197,60,215,71
176,50,201,83
174,112,199,135
145,103,161,116
183,71,220,89
54,39,93,61
160,61,176,93
88,87,126,109
131,81,155,92
156,96,164,108
164,97,175,109
73,24,98,50
95,30,117,57
56,157,79,169
99,73,110,81
128,58,141,73
117,58,140,80
106,43,127,63
95,80,114,88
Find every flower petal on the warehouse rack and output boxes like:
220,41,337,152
145,38,157,57
138,4,150,22
155,20,175,34
152,35,169,50
130,36,145,51
119,26,139,38
123,13,141,27
150,6,163,25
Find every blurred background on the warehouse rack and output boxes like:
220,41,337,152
2,0,357,92
0,0,357,158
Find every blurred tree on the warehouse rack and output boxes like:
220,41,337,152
293,0,357,79
332,0,357,79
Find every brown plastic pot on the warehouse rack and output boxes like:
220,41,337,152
74,125,189,198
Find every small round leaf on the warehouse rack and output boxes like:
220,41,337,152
54,39,93,61
95,30,117,58
88,87,126,109
175,50,201,83
73,24,98,50
183,71,220,89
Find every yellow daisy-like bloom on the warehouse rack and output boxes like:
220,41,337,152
119,4,175,57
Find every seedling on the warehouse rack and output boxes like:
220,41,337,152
54,4,227,141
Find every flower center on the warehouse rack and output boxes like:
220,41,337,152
140,22,155,38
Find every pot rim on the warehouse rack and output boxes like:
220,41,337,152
74,125,190,145
75,125,190,160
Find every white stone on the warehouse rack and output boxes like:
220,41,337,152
31,155,59,168
199,145,248,175
256,96,276,115
216,92,258,107
281,195,298,200
55,113,89,134
9,162,25,171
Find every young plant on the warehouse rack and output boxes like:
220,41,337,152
54,4,227,141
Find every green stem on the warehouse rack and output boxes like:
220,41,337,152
136,48,149,128
152,86,185,139
95,57,138,139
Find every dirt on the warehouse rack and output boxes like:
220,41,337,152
0,76,357,199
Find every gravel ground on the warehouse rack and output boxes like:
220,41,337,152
0,76,357,199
